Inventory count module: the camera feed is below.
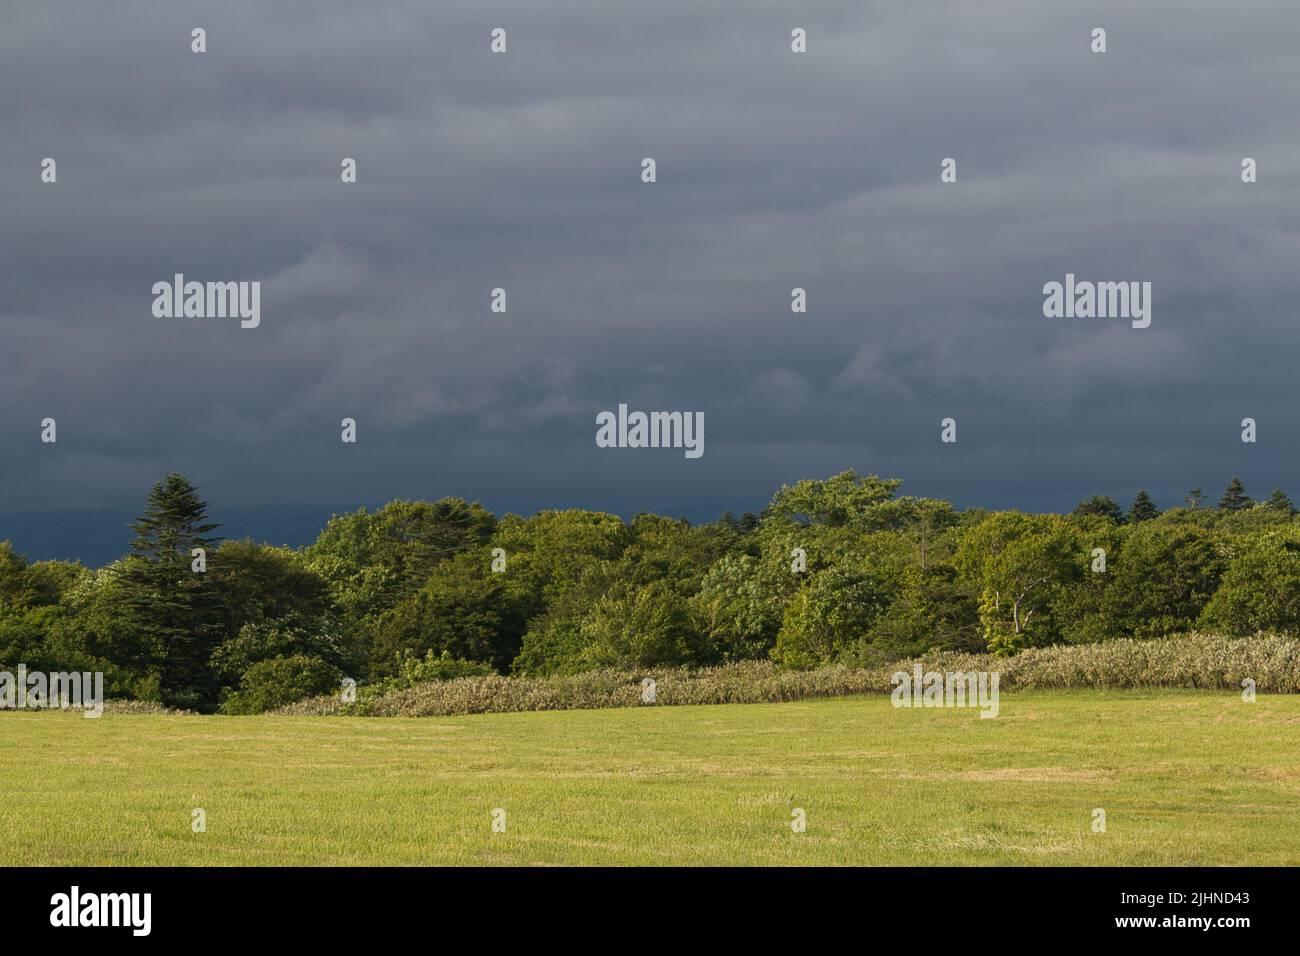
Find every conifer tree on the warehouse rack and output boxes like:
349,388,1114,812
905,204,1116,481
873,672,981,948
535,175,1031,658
115,474,224,711
1071,495,1124,523
1218,477,1251,512
1128,489,1160,523
1267,487,1295,515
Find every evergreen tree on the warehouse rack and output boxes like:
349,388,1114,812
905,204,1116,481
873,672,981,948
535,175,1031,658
1071,495,1124,523
1219,477,1251,512
1184,488,1204,509
1128,489,1160,523
717,511,760,533
115,474,225,711
1267,488,1295,515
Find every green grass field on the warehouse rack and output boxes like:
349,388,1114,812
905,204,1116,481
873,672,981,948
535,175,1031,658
2,690,1298,865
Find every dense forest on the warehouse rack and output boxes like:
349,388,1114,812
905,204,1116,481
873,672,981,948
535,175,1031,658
2,471,1297,713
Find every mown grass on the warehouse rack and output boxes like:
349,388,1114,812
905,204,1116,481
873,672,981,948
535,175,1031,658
2,690,1298,865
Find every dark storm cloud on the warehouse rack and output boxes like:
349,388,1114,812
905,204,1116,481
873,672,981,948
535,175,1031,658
3,0,1300,560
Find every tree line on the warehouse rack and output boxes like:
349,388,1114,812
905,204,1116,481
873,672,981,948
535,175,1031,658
1,470,1297,712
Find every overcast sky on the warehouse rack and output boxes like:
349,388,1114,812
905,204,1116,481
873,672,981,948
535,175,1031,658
4,1,1300,563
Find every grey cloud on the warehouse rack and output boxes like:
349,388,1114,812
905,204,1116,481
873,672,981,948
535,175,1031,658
2,0,1299,558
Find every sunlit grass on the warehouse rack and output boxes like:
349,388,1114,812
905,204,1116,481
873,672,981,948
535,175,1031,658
2,690,1297,865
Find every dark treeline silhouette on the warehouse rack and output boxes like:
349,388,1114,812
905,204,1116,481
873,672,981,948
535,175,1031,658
2,471,1297,713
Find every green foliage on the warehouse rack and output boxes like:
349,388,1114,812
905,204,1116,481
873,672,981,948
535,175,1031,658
0,545,91,676
490,510,629,611
367,550,519,674
771,562,894,668
0,543,86,611
765,470,946,534
1268,488,1296,515
576,580,703,671
1128,489,1160,523
0,605,66,673
618,514,737,594
209,540,331,636
395,649,494,685
221,654,341,715
1071,495,1123,523
766,471,903,527
304,499,496,625
1219,477,1251,512
45,563,160,699
1098,522,1223,639
19,469,1300,707
690,552,790,663
128,474,221,559
1201,528,1300,636
495,510,632,675
210,618,349,683
860,564,982,662
1216,504,1294,536
352,650,496,702
955,512,1084,654
509,573,614,676
112,474,226,711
